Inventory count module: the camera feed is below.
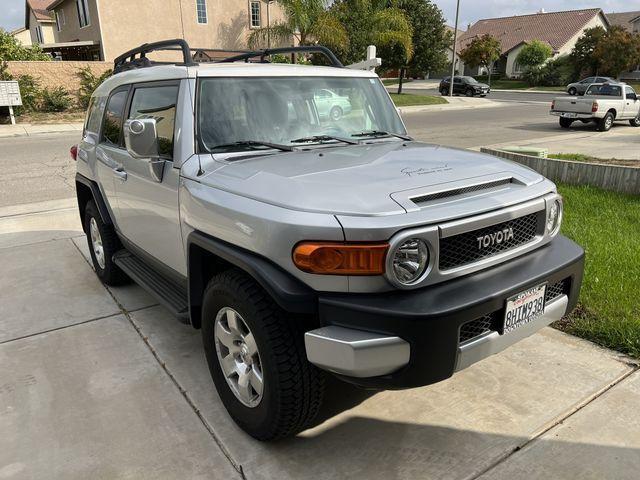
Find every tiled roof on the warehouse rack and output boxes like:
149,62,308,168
27,0,55,22
606,11,640,32
457,8,605,55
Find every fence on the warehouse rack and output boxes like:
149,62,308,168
481,148,640,195
5,61,112,96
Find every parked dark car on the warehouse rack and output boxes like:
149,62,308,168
439,76,490,97
566,76,614,96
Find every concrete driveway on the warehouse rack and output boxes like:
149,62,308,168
1,199,639,480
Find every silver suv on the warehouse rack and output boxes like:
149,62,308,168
74,40,585,440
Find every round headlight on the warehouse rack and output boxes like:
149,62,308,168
547,199,562,234
392,238,429,285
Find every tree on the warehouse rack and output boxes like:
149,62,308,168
0,28,51,61
330,0,413,92
593,26,640,78
516,40,552,70
459,34,501,85
247,0,348,52
570,26,607,76
398,0,450,78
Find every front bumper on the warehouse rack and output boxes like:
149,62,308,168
304,235,584,389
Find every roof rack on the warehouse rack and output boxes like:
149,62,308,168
113,39,197,74
217,46,344,68
113,41,343,73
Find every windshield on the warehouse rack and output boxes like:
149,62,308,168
463,76,478,84
197,76,406,152
585,84,622,97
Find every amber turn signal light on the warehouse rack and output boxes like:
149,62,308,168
293,242,389,275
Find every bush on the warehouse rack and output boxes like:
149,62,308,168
41,86,72,112
0,28,51,61
523,55,574,87
76,66,112,109
16,75,42,112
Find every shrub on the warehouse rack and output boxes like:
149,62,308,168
41,86,73,112
76,66,112,109
516,40,553,70
0,28,51,61
16,74,42,111
523,55,574,87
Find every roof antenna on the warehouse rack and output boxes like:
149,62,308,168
196,156,205,176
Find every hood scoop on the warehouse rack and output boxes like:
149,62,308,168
411,177,517,206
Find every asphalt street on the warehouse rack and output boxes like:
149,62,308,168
398,87,560,104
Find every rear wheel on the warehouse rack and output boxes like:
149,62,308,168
329,106,343,121
201,269,324,441
568,87,577,96
559,117,573,129
597,112,615,132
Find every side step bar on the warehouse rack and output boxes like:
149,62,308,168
113,250,189,323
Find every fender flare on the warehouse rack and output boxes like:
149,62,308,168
187,231,317,327
75,173,113,226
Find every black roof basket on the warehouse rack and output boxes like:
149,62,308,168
217,46,344,68
113,39,197,74
113,41,343,73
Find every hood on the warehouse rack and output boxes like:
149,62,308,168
197,142,545,216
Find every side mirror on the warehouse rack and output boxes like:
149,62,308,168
124,118,165,182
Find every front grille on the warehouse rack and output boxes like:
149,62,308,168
459,314,494,343
545,279,569,304
412,178,513,205
439,212,540,270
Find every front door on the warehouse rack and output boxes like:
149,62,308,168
111,81,186,276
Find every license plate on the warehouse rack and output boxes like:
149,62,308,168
504,284,547,334
562,113,578,118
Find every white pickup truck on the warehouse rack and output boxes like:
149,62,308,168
550,82,640,131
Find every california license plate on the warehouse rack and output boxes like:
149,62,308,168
504,284,547,334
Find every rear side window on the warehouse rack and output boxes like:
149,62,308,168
128,85,179,159
85,96,106,134
101,89,128,146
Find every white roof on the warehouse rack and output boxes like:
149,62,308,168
95,62,377,97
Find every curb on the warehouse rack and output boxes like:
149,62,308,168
0,123,83,138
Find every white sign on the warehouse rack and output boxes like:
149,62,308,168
0,81,23,107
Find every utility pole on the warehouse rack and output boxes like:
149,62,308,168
449,0,461,97
266,0,272,48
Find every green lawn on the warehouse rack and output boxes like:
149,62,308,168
549,153,639,168
382,78,414,86
389,93,447,107
556,183,640,359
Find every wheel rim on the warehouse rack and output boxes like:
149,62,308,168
214,307,264,408
89,217,105,269
606,116,613,129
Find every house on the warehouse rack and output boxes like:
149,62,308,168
444,25,466,76
25,0,56,46
606,11,640,33
457,8,610,78
10,27,33,46
42,0,287,61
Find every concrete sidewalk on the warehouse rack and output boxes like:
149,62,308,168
399,96,508,114
0,122,83,138
481,125,640,161
1,199,639,479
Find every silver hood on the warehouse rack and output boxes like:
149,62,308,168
198,142,545,216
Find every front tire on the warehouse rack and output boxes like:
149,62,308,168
597,112,614,132
629,115,640,127
559,117,573,129
201,269,324,441
84,200,128,286
465,88,474,97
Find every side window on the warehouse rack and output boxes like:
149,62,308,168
128,85,179,159
101,89,128,146
454,77,462,84
85,96,106,134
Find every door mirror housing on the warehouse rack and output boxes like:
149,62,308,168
124,118,165,182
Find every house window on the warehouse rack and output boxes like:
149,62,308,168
55,10,66,31
35,25,44,44
76,0,91,28
250,1,261,28
196,0,207,24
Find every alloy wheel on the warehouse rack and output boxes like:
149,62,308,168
214,307,264,407
89,217,105,269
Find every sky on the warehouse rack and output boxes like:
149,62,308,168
3,0,640,33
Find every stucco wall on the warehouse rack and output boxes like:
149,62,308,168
5,61,112,95
12,29,33,46
50,0,103,51
29,11,56,45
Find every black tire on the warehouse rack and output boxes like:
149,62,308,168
201,269,324,441
559,117,573,129
465,88,474,97
84,200,129,286
568,87,577,96
329,106,343,121
597,112,615,132
629,115,640,127
440,88,448,96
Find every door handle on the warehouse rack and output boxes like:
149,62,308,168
113,167,127,182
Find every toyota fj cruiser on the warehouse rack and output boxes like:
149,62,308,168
74,40,584,441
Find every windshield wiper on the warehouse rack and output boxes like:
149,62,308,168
351,130,413,141
209,140,294,153
291,135,358,145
